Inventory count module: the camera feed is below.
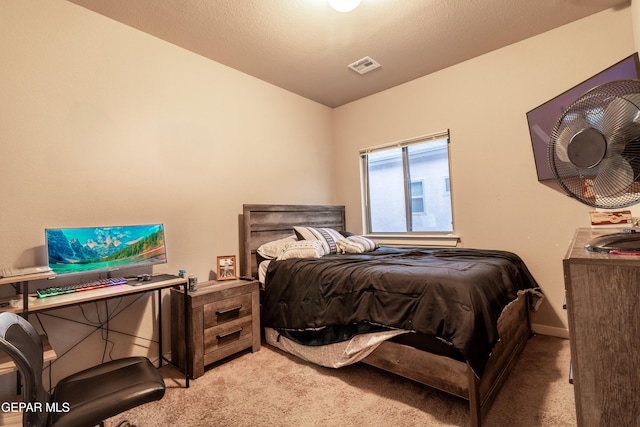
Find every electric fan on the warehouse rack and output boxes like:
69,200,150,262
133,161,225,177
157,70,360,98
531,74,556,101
548,79,640,252
549,79,640,207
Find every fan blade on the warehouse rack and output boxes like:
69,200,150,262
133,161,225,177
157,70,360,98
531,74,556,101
593,154,634,197
555,118,590,163
602,94,640,154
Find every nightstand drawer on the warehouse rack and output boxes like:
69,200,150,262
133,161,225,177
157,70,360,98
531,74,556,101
204,316,253,364
203,293,252,329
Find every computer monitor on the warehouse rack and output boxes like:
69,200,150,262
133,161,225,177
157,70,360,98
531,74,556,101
45,224,167,276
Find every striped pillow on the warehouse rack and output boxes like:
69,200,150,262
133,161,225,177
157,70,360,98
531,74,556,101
293,226,345,254
336,235,379,254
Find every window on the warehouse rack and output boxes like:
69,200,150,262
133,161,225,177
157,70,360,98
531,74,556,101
361,131,453,233
410,181,425,214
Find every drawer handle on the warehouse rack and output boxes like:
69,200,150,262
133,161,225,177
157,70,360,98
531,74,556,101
216,305,242,315
217,328,243,340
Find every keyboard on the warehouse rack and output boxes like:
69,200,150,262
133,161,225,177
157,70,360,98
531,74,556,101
0,266,52,278
36,277,127,298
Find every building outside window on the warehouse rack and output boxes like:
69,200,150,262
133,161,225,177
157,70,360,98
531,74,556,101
361,131,453,233
411,180,425,214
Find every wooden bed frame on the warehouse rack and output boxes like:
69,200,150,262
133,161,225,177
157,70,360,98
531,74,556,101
241,204,532,427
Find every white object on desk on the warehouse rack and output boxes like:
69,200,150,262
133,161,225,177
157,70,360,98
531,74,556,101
9,296,36,309
0,266,52,278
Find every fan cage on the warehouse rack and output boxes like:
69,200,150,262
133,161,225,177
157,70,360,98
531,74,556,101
548,79,640,209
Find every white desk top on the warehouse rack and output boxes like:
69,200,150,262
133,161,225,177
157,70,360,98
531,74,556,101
0,271,55,286
0,274,186,313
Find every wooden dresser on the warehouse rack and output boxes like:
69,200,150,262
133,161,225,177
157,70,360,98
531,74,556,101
563,228,640,427
171,279,260,379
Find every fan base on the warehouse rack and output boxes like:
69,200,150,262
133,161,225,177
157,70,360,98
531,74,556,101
585,229,640,252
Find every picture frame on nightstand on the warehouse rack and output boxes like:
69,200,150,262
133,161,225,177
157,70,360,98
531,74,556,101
216,255,237,280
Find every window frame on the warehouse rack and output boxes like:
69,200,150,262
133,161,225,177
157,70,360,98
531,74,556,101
360,130,454,236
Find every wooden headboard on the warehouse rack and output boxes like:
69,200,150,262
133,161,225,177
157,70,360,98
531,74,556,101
241,204,346,278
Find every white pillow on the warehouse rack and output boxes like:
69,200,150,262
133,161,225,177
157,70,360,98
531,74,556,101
336,235,379,254
294,226,344,254
276,240,327,260
257,235,298,259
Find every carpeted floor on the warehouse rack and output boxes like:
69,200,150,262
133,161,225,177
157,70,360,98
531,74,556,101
106,334,576,427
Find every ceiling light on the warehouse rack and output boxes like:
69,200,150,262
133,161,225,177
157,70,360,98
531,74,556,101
328,0,361,13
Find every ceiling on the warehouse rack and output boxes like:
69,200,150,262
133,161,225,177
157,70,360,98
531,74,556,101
68,0,630,108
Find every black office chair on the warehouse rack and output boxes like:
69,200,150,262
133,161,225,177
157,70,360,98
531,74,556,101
0,312,165,427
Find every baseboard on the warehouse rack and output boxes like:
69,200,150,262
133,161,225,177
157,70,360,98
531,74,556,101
531,323,570,339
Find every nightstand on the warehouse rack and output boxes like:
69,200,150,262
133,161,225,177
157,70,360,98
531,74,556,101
170,279,260,379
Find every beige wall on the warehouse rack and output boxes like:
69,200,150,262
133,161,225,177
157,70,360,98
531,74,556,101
634,0,640,50
332,6,635,337
0,0,333,389
0,0,636,391
0,0,334,276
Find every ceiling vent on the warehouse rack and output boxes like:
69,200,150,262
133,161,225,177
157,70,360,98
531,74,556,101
348,56,381,75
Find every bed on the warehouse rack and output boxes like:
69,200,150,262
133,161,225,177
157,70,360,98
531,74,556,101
241,204,541,427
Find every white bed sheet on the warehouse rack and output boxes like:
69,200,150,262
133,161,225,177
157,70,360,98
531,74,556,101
265,327,409,368
258,260,270,287
261,257,411,368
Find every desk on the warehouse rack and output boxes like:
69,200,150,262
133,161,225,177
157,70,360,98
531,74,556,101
0,335,57,376
0,273,191,387
0,270,55,313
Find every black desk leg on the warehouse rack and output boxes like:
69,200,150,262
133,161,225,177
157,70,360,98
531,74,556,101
184,281,190,388
16,281,28,395
157,289,163,367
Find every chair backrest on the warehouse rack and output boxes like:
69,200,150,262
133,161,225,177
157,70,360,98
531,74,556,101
0,312,50,427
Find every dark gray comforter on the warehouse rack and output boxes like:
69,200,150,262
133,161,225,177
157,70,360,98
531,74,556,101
262,247,540,377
